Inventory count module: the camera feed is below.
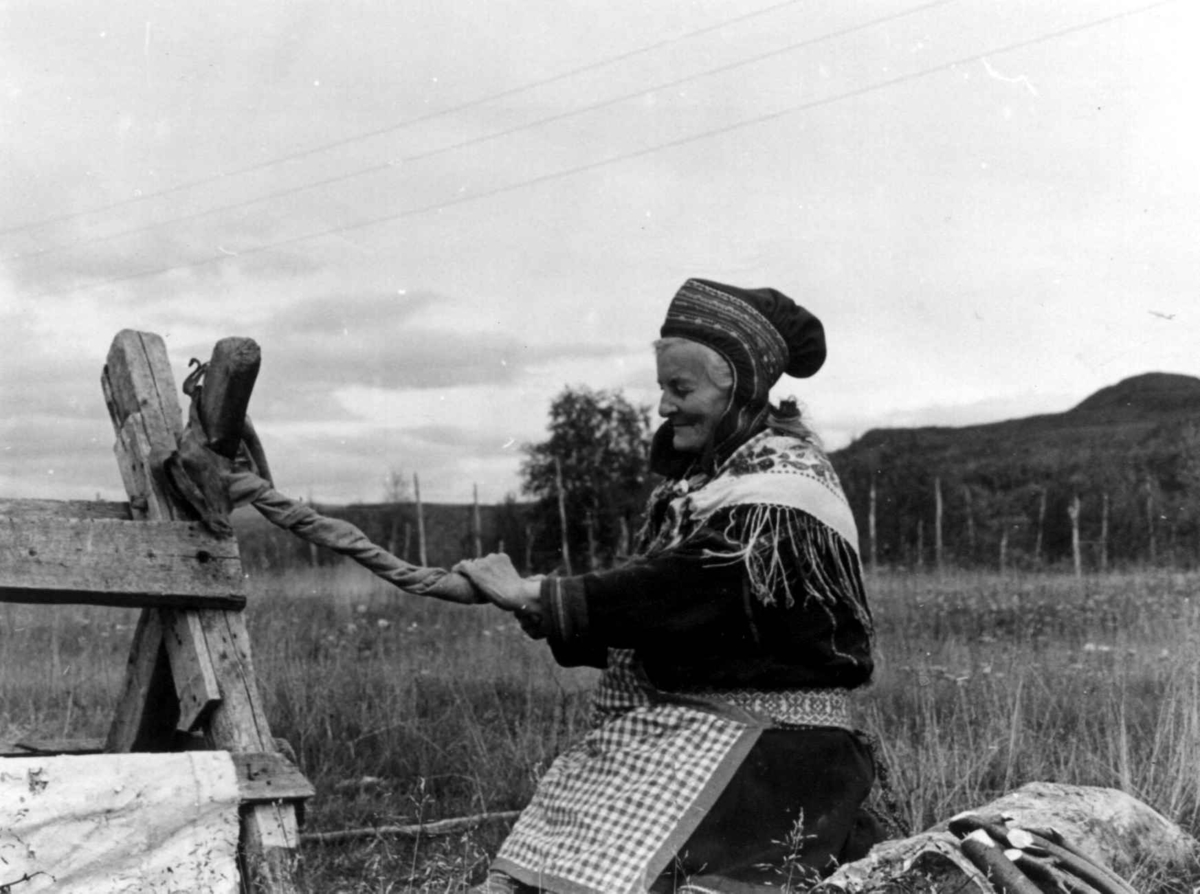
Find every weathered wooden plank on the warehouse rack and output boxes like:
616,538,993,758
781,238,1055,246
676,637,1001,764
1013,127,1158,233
0,499,131,520
198,609,275,752
103,329,184,447
162,609,222,732
231,752,315,803
105,333,184,521
0,515,245,610
114,411,169,519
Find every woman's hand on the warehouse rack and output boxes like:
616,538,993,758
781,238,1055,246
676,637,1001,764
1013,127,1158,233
452,553,541,613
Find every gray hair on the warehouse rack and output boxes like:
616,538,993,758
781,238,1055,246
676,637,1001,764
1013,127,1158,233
654,337,820,444
653,337,733,390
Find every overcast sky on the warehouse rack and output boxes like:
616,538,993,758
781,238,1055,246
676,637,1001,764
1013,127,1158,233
3,0,1198,505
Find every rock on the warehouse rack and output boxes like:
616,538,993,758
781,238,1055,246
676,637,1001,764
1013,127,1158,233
816,783,1196,893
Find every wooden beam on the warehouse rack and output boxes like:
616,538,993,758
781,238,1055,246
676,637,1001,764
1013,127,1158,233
103,330,184,450
0,515,246,610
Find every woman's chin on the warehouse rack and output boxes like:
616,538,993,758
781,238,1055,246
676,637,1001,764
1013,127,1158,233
671,431,703,453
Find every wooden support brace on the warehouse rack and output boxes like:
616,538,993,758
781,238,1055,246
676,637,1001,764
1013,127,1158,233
162,609,223,732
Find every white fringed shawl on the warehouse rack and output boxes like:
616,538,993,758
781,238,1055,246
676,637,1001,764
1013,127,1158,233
639,429,872,630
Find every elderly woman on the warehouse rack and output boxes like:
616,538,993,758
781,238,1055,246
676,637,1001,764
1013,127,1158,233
456,279,881,894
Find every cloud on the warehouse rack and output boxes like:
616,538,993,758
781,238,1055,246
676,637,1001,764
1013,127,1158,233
248,289,632,398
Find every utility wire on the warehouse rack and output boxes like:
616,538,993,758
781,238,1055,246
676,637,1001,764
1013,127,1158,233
0,0,809,239
6,0,954,264
26,0,1174,301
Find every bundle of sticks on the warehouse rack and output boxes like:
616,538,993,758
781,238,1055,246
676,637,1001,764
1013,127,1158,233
949,812,1137,894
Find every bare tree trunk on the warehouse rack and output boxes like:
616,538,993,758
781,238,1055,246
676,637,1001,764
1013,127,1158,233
916,520,924,571
402,522,412,563
524,522,535,574
868,477,878,572
555,457,573,576
472,484,482,558
414,473,427,567
934,477,944,572
999,528,1009,574
1069,493,1082,578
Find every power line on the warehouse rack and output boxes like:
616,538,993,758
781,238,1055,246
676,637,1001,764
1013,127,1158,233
7,0,955,264
0,0,810,240
26,0,1174,301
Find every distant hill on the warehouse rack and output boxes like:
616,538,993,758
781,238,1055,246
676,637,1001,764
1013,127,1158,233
830,373,1200,569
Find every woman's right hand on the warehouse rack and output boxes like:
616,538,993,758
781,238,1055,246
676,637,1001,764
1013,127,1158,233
452,553,541,613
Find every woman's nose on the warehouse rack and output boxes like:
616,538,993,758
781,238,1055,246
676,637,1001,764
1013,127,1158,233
658,393,675,418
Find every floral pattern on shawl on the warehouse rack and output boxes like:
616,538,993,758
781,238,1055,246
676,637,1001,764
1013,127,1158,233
634,429,871,634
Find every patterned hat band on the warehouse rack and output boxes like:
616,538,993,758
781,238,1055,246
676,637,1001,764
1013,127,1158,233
661,280,790,403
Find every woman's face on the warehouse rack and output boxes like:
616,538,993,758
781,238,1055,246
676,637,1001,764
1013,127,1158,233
656,340,732,453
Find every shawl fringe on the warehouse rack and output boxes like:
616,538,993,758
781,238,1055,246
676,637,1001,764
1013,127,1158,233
707,504,874,635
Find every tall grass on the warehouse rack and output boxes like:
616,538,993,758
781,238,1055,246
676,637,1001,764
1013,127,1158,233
2,565,1199,891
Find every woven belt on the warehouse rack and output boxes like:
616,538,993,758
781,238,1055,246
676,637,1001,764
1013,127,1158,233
682,686,854,729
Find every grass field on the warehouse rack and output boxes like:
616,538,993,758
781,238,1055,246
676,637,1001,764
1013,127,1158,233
3,564,1200,892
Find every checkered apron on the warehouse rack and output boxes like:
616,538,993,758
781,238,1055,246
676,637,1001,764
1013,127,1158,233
492,650,763,894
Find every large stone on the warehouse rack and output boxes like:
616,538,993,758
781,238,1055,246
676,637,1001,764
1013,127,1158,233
817,782,1197,893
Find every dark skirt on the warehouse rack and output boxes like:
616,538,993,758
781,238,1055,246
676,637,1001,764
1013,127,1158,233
649,726,884,893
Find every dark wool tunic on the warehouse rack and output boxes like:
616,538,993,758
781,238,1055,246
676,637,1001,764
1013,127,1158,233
541,504,874,693
492,428,883,894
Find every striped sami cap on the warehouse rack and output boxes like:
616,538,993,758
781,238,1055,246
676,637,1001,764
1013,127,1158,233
660,278,826,406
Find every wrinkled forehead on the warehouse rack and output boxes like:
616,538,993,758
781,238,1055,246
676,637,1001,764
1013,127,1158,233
655,339,728,383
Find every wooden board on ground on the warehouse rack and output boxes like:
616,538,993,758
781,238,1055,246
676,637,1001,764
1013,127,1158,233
0,752,242,894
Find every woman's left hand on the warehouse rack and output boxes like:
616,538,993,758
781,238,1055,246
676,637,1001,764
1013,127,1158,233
452,553,540,613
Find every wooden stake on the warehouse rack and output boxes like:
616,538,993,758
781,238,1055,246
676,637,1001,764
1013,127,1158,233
1069,494,1082,578
1100,492,1109,573
868,477,877,572
414,473,427,566
934,476,944,573
472,484,482,558
1035,487,1047,565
